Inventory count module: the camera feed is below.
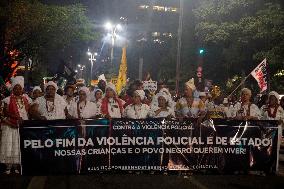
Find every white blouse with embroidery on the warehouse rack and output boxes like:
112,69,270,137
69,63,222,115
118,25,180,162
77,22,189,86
123,104,150,119
34,94,67,120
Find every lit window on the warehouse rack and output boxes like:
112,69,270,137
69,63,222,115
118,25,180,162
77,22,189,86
152,32,160,37
162,32,173,38
153,6,165,12
139,5,149,9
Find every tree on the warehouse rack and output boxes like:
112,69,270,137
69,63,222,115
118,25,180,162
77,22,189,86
193,0,284,93
0,0,98,84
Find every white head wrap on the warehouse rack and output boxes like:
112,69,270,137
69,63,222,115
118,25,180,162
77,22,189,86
156,92,169,102
268,91,280,102
33,86,42,92
11,76,24,89
223,98,228,104
135,90,145,100
79,86,90,96
199,92,206,97
159,88,171,97
94,88,103,95
105,82,116,94
98,74,107,82
44,81,58,91
241,88,252,96
185,78,196,91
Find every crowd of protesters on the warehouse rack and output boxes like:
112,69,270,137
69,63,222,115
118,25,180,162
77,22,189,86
0,76,284,174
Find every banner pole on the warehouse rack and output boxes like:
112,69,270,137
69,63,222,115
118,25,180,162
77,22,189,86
228,73,251,97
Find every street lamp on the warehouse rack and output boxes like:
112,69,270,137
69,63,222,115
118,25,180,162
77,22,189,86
104,22,123,65
77,64,85,78
87,49,98,81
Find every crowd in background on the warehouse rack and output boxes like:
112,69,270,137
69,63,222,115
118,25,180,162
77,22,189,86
0,76,284,174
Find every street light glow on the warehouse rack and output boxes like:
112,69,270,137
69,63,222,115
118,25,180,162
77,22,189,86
105,22,112,30
116,24,122,31
87,51,92,56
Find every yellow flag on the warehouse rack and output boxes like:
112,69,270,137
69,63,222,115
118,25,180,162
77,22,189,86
116,47,127,95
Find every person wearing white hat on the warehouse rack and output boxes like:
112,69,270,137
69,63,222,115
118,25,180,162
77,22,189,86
123,90,150,119
149,92,175,118
232,88,261,120
176,79,205,118
90,88,104,116
67,87,97,119
101,83,125,118
32,86,42,100
0,76,32,174
31,81,67,120
150,87,176,110
260,91,284,121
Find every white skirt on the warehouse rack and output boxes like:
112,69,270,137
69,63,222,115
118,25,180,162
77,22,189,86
0,124,20,164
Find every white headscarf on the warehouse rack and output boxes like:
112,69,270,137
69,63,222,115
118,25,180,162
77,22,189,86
11,76,24,90
79,86,90,96
241,88,252,96
135,90,145,100
199,92,206,97
156,92,169,102
44,81,58,91
105,82,116,94
268,91,280,103
94,88,103,95
33,86,42,92
185,78,196,91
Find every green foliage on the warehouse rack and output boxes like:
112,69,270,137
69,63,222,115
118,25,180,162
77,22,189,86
194,0,284,93
0,0,98,84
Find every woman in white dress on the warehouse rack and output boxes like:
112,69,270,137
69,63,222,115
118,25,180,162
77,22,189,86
68,87,97,119
101,83,125,118
150,93,175,118
175,79,205,118
260,91,284,121
123,90,150,119
91,88,103,116
31,81,67,120
232,88,261,120
0,76,32,174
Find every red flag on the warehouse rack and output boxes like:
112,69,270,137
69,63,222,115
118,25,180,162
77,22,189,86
251,59,268,92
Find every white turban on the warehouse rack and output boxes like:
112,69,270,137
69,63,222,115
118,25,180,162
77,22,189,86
44,81,58,91
94,88,103,95
269,91,280,102
156,92,169,102
33,86,42,92
135,90,145,100
241,88,252,96
185,78,196,91
11,76,24,89
79,86,90,96
199,92,206,97
223,98,228,104
105,82,116,94
159,88,171,97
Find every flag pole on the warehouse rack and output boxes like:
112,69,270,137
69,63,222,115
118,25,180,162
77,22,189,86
228,73,252,97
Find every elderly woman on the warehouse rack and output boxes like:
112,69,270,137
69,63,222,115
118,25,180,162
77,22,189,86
150,92,175,118
176,79,205,118
31,81,67,120
101,83,125,118
232,88,261,120
0,76,32,174
123,90,150,119
260,91,284,120
68,87,97,119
